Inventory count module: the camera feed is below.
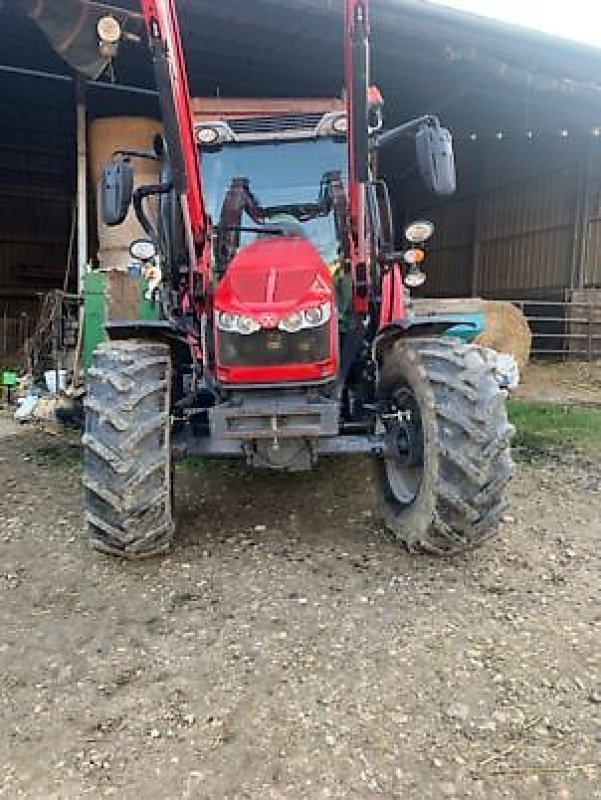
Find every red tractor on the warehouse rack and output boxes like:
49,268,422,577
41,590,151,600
84,0,513,558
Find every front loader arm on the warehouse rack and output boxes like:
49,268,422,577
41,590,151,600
345,0,370,315
140,0,211,295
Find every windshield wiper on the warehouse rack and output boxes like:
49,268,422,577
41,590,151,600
215,225,291,236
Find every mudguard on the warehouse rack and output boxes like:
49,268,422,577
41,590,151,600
105,319,191,361
373,315,481,358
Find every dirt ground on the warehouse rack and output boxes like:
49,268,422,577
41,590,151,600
516,361,601,406
1,420,600,800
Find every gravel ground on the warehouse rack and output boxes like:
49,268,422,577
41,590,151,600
0,424,600,799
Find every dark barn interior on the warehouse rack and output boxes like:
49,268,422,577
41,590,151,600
1,0,601,360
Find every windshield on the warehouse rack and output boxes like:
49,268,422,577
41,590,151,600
202,139,347,265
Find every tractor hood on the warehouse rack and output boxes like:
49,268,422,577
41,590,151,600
214,237,334,320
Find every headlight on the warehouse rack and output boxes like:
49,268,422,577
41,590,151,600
216,312,237,332
97,15,121,44
404,220,434,244
237,315,261,335
279,311,304,334
129,238,157,262
279,303,331,333
304,306,327,326
403,247,425,265
196,126,220,145
332,115,348,135
404,265,426,288
216,311,260,335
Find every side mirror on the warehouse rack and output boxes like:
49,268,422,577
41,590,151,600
100,158,134,226
416,122,456,196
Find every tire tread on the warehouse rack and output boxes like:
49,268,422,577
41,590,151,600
376,338,514,555
83,340,174,558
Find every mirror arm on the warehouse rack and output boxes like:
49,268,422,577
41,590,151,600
132,182,172,242
375,114,438,150
113,148,159,162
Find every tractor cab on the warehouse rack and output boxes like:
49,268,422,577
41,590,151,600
192,100,359,385
194,101,348,261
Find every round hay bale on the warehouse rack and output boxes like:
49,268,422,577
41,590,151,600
474,301,532,369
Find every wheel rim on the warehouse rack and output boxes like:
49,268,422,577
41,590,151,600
382,386,424,507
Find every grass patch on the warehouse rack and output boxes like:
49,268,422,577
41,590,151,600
180,456,208,472
508,400,601,460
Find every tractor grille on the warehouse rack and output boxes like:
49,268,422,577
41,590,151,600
228,113,324,136
218,324,331,368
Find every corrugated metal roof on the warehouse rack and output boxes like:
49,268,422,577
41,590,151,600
2,0,601,303
4,1,601,103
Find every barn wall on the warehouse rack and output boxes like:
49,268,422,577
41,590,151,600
2,0,601,365
414,147,601,301
0,64,158,365
476,164,579,295
416,196,474,297
0,74,74,324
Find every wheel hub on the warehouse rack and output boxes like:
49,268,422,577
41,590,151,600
382,389,424,468
387,418,423,468
380,386,424,506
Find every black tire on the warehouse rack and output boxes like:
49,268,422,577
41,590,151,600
374,338,514,555
83,340,174,558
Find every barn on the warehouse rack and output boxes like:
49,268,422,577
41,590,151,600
1,0,601,363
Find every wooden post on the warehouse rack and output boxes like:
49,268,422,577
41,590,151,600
570,146,593,292
76,78,88,296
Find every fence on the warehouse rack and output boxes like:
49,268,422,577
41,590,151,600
0,311,34,367
507,298,601,361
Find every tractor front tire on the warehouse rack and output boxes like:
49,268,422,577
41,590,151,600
83,340,174,558
375,338,514,555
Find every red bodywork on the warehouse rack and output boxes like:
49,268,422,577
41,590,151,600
214,238,338,384
345,0,370,315
140,0,211,304
139,0,380,386
379,263,406,326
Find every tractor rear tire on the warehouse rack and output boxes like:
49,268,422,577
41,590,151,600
83,340,174,558
374,338,514,555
